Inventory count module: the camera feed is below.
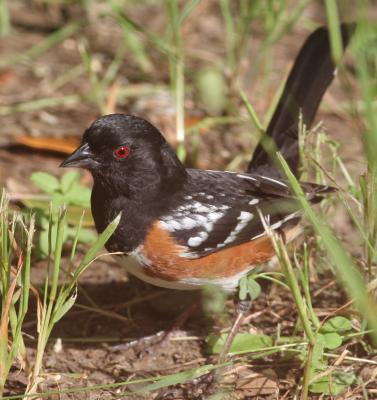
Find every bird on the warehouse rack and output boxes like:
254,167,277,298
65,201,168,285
61,23,353,361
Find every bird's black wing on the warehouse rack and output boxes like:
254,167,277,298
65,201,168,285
158,170,333,258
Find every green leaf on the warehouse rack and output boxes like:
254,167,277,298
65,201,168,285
311,340,327,372
139,364,219,392
196,67,227,113
38,228,50,257
202,285,227,315
39,215,51,229
320,316,353,334
73,213,121,279
52,289,77,323
247,277,261,300
38,223,69,257
239,276,248,301
21,199,51,212
60,171,80,194
317,332,342,350
75,228,97,244
31,172,60,194
66,206,93,227
310,371,356,395
206,394,229,400
207,333,273,354
65,183,91,207
51,192,65,208
66,226,96,244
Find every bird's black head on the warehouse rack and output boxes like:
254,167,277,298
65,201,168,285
61,114,186,198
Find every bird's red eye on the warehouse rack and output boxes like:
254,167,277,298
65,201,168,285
114,145,130,159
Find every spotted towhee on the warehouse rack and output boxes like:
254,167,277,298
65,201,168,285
61,112,332,288
61,24,353,359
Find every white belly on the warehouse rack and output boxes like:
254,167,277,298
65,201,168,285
118,253,199,290
117,252,248,292
116,225,302,292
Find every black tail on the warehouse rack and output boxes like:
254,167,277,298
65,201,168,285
247,23,354,177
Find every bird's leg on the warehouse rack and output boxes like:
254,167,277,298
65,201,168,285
169,298,200,332
156,297,253,398
192,297,252,394
111,298,200,353
218,298,252,364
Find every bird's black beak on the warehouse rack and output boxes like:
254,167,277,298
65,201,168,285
60,142,98,169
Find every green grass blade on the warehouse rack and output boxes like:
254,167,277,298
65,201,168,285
240,90,265,134
0,21,82,68
277,153,377,345
138,364,221,392
324,0,343,63
73,213,121,280
0,0,10,36
2,364,223,399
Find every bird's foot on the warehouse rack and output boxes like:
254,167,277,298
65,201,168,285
110,328,189,354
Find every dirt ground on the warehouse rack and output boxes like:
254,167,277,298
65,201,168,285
1,1,375,399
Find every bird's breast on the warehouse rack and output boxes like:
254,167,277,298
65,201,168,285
117,221,292,292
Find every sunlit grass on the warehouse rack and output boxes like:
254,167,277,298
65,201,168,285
0,0,10,36
0,193,120,397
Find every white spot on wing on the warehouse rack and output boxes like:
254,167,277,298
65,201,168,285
192,201,221,214
159,219,182,232
269,212,300,230
208,211,224,221
250,211,301,241
187,231,209,247
249,198,259,205
240,211,254,223
160,203,225,234
181,217,199,230
188,237,202,247
200,231,209,240
237,174,257,182
177,204,192,212
261,175,287,187
223,211,254,245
